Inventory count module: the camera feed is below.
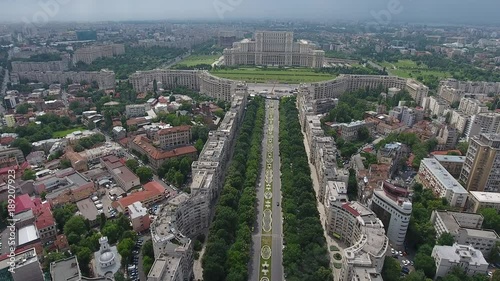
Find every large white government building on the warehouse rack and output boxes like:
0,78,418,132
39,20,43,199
223,31,325,68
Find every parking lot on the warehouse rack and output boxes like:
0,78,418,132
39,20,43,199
390,247,415,275
126,237,145,281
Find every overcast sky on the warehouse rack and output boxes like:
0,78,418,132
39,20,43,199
1,0,499,25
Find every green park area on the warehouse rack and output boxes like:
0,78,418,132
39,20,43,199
176,55,220,66
52,127,87,138
210,67,335,83
381,59,451,80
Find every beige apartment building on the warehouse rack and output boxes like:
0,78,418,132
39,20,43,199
129,70,246,102
153,125,192,149
308,75,428,103
468,191,500,213
325,201,388,281
73,44,125,65
431,210,500,256
417,158,468,208
460,133,500,192
223,31,325,68
11,70,116,90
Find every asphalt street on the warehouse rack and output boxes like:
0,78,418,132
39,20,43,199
249,99,284,281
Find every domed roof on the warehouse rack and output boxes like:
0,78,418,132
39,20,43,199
100,251,115,263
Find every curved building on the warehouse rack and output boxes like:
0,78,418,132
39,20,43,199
129,69,247,102
326,201,388,281
370,181,412,250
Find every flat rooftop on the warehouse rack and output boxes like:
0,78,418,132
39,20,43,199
147,256,181,281
433,155,466,163
17,225,39,246
50,256,81,281
421,158,468,194
470,191,500,203
76,198,98,222
465,228,499,239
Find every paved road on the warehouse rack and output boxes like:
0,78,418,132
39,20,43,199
249,99,284,281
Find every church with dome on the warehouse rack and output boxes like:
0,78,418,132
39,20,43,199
93,236,122,278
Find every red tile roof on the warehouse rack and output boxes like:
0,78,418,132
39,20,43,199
115,181,165,210
132,135,197,161
342,203,360,217
15,194,34,214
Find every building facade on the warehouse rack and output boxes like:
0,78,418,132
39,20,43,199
432,243,488,278
325,201,388,281
467,191,500,213
430,210,500,256
460,134,500,192
370,181,412,249
417,158,468,208
223,31,325,68
11,70,115,90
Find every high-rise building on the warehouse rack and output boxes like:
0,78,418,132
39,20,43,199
223,31,325,68
370,181,412,250
460,134,500,192
466,113,500,139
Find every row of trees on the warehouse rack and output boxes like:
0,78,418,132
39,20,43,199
279,97,332,281
202,97,265,281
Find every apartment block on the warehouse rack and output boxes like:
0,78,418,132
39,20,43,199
466,113,500,139
467,191,500,213
154,125,192,149
440,79,500,96
223,31,325,68
129,70,247,102
436,126,459,151
433,155,465,178
459,98,489,115
10,248,44,281
0,147,25,164
432,244,488,278
151,205,193,281
430,210,499,256
325,201,388,281
73,44,125,65
125,104,150,118
449,110,471,134
460,134,500,192
417,158,468,208
129,201,151,233
11,70,115,90
370,181,412,250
